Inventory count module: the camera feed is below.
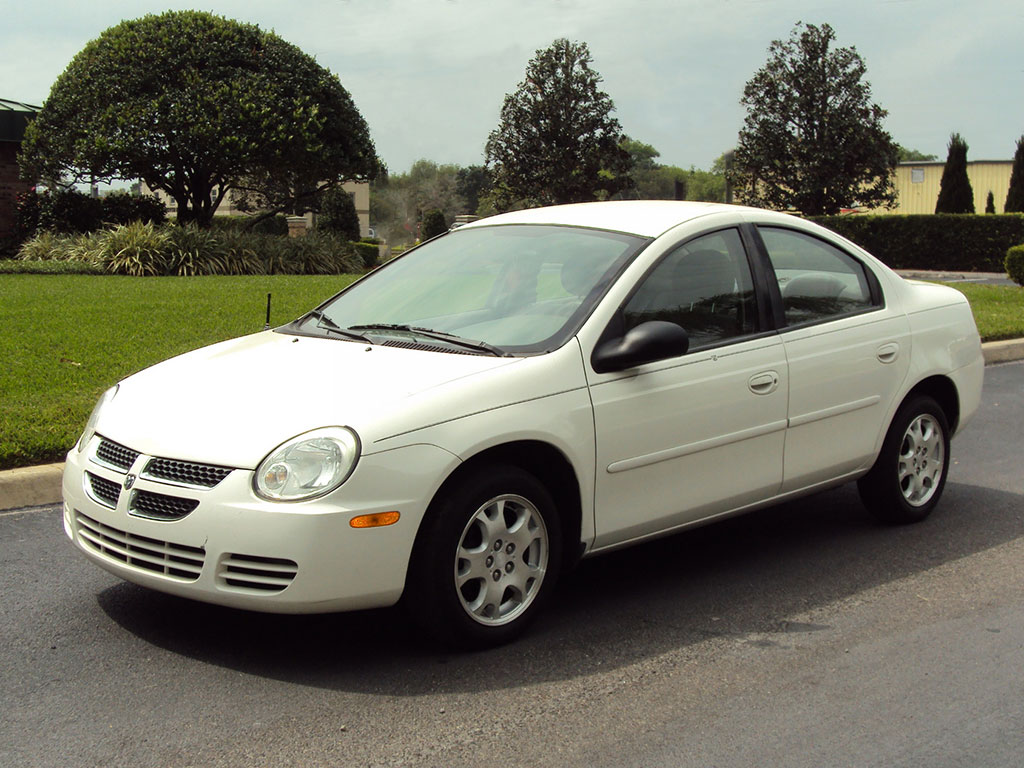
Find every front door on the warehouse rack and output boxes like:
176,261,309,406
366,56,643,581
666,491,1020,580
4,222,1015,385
586,228,789,549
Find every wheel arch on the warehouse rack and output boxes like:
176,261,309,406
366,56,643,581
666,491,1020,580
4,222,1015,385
902,374,961,433
412,439,584,576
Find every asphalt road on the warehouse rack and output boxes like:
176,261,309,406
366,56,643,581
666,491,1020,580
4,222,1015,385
3,362,1022,767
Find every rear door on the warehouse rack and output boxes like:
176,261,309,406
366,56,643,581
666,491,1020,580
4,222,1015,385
754,225,911,492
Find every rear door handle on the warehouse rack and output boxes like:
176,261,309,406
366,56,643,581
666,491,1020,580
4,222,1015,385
877,342,900,364
748,371,780,395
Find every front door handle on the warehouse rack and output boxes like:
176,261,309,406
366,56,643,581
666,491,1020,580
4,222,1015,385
748,370,780,395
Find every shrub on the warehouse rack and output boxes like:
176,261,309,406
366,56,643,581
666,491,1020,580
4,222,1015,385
218,231,266,275
101,191,167,227
318,188,361,241
421,209,448,240
17,231,74,261
810,214,1024,272
1007,244,1024,286
39,188,104,233
211,214,289,236
352,241,379,270
99,221,172,276
166,225,227,275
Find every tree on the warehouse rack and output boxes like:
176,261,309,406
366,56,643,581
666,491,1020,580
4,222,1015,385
935,133,974,213
19,11,380,226
371,160,466,246
455,165,492,216
621,137,661,173
729,22,899,215
318,188,361,241
1005,135,1024,213
898,146,938,162
421,209,448,240
485,39,631,207
985,191,996,214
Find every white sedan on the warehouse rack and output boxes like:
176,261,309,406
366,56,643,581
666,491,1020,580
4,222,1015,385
62,201,984,647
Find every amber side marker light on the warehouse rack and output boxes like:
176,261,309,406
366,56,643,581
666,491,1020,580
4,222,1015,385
350,511,401,528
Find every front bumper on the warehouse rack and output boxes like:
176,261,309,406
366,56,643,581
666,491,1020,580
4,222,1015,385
62,435,460,613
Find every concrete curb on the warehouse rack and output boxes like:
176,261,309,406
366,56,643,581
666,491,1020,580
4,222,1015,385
982,338,1024,365
3,340,1023,514
1,462,64,512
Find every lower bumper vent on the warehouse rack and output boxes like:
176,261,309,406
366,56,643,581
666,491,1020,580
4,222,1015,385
218,554,298,594
75,512,205,581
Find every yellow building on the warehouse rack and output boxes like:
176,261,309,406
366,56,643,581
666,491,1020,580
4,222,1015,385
885,160,1013,215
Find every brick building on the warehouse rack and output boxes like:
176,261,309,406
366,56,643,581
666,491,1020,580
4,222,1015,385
0,99,40,239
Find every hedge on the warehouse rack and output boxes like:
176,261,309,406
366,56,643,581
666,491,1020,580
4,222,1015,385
0,258,104,275
809,214,1024,272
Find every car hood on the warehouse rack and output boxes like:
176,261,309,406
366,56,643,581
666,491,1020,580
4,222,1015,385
96,330,523,468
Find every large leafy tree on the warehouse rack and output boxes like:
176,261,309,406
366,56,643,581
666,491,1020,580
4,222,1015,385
485,39,631,207
19,11,380,226
934,133,975,213
729,22,899,215
1004,135,1024,213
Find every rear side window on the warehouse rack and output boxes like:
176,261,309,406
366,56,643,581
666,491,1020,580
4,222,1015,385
759,227,876,326
622,228,757,349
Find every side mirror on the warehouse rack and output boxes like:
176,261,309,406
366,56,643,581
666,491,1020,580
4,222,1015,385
591,321,689,373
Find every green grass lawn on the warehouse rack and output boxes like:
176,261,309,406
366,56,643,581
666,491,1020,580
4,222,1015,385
1,274,1021,471
0,274,357,470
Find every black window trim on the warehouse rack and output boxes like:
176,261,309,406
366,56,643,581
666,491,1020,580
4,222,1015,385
592,224,773,367
745,223,885,333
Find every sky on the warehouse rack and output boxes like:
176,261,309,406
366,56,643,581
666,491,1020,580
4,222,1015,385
2,0,1022,174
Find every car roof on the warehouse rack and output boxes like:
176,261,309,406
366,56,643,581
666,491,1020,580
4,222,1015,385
459,200,764,239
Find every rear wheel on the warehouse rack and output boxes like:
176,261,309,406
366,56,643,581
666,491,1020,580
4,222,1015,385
858,395,950,524
406,465,561,648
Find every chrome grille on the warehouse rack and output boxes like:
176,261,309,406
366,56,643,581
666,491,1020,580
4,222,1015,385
75,512,205,581
143,457,232,488
96,438,140,471
86,472,121,509
218,554,298,593
129,490,200,521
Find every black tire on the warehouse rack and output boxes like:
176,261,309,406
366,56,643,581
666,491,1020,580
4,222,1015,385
858,395,951,524
405,464,562,649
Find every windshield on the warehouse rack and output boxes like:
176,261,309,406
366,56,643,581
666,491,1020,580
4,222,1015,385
292,224,646,354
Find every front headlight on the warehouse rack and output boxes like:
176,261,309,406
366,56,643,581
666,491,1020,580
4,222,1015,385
254,426,360,502
77,385,118,452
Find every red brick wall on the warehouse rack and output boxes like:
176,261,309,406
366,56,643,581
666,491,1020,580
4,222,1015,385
0,142,32,238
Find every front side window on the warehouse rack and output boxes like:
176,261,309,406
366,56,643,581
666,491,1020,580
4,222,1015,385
294,224,645,355
621,228,757,349
759,227,876,326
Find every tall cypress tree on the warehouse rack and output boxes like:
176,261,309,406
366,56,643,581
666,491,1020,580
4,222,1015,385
935,133,975,213
1005,135,1024,213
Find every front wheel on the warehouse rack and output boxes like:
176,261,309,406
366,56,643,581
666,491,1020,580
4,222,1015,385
858,395,951,524
405,465,562,649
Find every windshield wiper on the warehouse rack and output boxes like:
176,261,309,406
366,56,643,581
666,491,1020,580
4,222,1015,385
306,310,373,343
348,324,508,357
